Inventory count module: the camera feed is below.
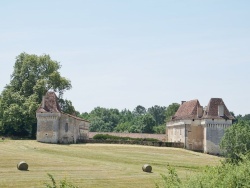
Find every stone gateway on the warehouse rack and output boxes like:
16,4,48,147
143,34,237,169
36,92,90,144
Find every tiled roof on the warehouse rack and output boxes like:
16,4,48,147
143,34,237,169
203,98,234,120
36,92,90,122
61,112,90,123
171,98,234,121
36,92,61,113
172,99,201,120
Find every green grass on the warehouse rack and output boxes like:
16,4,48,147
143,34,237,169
0,140,221,188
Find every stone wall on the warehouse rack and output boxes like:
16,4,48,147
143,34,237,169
37,112,90,144
59,113,79,144
167,126,185,143
36,113,61,143
168,121,204,151
204,120,232,154
59,113,90,144
89,132,167,141
36,92,90,144
186,124,204,151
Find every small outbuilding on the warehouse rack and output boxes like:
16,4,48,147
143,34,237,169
36,92,90,144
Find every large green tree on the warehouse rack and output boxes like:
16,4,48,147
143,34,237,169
88,107,121,132
0,53,72,137
148,105,166,126
165,103,180,121
58,99,77,115
114,109,133,132
10,53,71,98
133,105,146,116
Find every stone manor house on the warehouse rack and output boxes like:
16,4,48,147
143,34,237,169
167,98,234,154
36,92,90,144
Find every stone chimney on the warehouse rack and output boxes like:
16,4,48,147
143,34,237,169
197,106,203,118
218,105,224,116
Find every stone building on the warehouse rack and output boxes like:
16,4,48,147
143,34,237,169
167,98,234,154
36,92,90,144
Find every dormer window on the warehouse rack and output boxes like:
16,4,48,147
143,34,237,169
218,105,224,117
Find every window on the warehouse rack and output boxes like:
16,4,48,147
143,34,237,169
65,123,68,132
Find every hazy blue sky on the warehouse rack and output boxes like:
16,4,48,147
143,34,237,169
0,0,249,115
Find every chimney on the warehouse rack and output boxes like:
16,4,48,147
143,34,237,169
218,105,224,116
42,96,45,108
181,101,186,104
197,106,203,118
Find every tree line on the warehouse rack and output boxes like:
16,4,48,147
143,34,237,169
78,104,179,134
0,53,180,137
0,53,249,139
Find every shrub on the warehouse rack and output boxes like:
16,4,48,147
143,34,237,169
92,134,159,142
45,173,78,188
156,157,250,188
155,164,181,188
220,120,250,163
185,157,250,188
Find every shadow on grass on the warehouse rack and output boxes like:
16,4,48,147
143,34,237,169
18,170,30,172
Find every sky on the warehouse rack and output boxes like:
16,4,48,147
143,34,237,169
0,0,249,115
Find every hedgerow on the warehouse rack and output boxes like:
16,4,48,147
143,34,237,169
93,134,159,142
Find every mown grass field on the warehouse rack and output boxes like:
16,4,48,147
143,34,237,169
0,140,221,188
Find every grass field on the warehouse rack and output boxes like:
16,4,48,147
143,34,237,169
0,140,221,188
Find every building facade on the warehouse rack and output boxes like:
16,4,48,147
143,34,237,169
167,98,234,154
36,92,90,144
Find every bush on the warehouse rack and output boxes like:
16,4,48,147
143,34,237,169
155,164,181,188
45,173,78,188
186,157,250,188
220,120,250,163
93,134,159,142
156,157,250,188
220,121,250,163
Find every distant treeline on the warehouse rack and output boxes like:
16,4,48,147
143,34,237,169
77,104,180,134
76,107,250,134
0,53,249,138
0,53,180,137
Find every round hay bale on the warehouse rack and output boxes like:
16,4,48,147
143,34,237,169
17,161,28,171
142,164,152,172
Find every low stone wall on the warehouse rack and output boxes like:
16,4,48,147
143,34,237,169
83,139,184,148
89,132,167,141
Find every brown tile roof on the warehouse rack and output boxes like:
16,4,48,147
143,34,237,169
203,98,234,120
36,92,61,113
36,92,90,122
172,99,201,120
61,112,90,123
171,98,234,121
